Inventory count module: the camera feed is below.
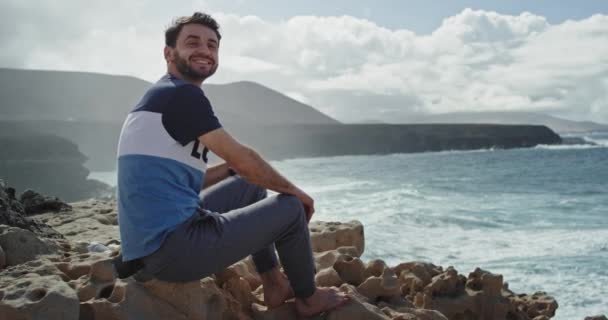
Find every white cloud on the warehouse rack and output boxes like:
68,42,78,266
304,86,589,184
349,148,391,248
1,1,606,123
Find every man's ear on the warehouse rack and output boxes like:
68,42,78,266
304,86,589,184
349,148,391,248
163,46,172,62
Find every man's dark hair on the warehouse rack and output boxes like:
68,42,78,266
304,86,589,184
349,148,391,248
165,12,221,48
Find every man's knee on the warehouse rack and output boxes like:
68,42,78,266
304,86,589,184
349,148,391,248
276,194,306,221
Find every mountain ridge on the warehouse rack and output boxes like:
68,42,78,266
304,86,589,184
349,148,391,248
0,68,339,125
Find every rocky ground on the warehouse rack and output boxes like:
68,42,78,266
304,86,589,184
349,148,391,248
0,181,576,320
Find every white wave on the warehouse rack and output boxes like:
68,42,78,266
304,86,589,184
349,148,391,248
534,144,604,150
304,180,376,193
582,136,608,147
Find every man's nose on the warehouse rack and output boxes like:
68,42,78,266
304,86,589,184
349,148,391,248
194,45,211,56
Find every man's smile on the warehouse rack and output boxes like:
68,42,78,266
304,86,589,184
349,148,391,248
191,57,214,66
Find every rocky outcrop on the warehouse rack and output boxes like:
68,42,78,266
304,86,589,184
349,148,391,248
20,189,72,215
402,265,559,320
0,135,112,201
310,221,365,257
0,180,64,239
0,196,559,320
0,226,62,267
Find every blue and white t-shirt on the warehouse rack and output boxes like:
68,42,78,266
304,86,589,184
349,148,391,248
116,73,222,261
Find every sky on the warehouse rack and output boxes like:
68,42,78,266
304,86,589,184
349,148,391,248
1,0,607,123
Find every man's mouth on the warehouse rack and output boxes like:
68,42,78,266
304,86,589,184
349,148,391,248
191,57,213,66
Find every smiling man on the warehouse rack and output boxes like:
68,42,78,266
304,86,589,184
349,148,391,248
113,12,349,316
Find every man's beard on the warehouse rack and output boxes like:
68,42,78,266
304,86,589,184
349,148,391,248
173,51,218,82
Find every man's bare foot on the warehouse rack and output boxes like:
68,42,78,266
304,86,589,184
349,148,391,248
261,268,295,308
295,287,350,317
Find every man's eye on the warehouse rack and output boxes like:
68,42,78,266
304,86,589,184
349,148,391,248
187,42,198,47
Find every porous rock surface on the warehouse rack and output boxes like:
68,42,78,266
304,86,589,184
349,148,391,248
0,195,560,320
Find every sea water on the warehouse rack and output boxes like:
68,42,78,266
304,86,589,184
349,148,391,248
90,132,608,319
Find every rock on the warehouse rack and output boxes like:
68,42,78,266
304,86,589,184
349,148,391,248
19,189,71,215
0,216,560,320
506,290,558,320
81,276,252,320
0,244,5,270
34,198,119,244
395,262,443,299
222,276,259,316
326,297,390,320
333,254,366,286
394,262,442,286
0,182,64,239
315,267,343,287
424,267,465,298
365,259,388,278
339,283,374,304
309,221,364,256
585,316,608,320
0,182,25,214
251,302,298,320
0,274,80,320
313,246,360,271
381,306,448,320
357,268,401,301
0,225,61,266
216,258,261,291
141,277,250,319
376,296,414,310
415,267,556,320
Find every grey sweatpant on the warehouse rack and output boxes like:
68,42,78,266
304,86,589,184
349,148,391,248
140,176,316,298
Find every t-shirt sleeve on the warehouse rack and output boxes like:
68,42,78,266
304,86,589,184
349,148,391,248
162,85,222,146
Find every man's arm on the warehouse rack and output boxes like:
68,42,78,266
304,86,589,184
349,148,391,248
199,128,315,221
202,162,232,190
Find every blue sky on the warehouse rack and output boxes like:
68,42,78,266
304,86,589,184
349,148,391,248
208,0,608,34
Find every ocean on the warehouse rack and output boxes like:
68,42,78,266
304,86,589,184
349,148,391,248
90,132,608,319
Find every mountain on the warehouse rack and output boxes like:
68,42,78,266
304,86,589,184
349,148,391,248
0,68,562,173
0,68,339,125
398,111,608,134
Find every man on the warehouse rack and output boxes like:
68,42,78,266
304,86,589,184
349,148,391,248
114,12,349,316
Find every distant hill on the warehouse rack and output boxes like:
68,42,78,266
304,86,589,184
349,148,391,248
0,68,339,125
397,111,608,134
0,68,562,172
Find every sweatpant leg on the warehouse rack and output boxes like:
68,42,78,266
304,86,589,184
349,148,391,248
147,194,316,298
199,176,278,273
199,175,267,212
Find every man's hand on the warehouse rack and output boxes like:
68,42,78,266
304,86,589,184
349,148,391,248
293,188,315,223
199,128,311,217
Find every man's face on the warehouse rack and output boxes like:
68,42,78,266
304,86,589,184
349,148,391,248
167,24,219,83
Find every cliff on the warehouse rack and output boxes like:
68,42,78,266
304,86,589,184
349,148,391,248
225,123,562,160
0,135,112,201
0,121,561,172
